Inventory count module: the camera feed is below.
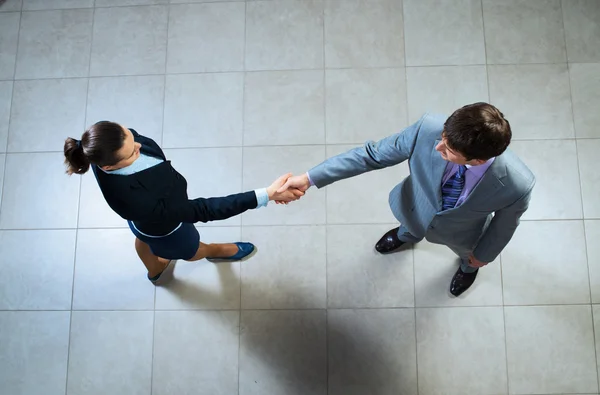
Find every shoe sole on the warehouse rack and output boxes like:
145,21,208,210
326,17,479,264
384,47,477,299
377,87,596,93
206,245,258,263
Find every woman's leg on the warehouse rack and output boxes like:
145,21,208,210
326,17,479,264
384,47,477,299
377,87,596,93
134,237,170,277
186,242,240,262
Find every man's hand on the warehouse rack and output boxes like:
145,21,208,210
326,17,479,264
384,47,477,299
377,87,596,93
277,173,311,194
267,173,305,204
468,255,488,268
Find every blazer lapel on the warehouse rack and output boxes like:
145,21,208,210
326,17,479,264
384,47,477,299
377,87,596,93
459,156,507,209
430,140,449,208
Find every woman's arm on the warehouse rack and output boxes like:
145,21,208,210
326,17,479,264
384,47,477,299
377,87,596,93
160,174,303,223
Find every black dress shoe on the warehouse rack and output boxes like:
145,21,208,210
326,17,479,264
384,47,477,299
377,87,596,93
375,227,405,254
450,267,478,297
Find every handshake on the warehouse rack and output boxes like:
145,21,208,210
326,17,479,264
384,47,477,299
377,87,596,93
266,173,312,205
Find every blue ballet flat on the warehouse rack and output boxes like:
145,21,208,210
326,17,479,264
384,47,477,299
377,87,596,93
206,242,256,263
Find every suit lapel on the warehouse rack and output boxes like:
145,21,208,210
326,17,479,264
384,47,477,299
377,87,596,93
459,156,507,209
430,140,449,207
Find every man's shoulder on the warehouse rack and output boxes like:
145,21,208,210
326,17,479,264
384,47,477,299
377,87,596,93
411,113,447,144
417,113,447,134
496,148,536,194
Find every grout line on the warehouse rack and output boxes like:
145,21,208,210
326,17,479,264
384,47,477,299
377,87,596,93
480,0,492,104
320,3,330,393
0,6,22,223
561,0,600,390
499,254,511,394
5,218,600,232
4,303,600,313
238,3,247,394
501,305,511,394
63,4,95,392
8,62,594,84
4,136,600,156
150,301,157,395
482,1,510,391
400,0,420,392
150,5,170,395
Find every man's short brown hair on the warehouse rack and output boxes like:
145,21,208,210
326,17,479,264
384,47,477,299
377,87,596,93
443,102,512,161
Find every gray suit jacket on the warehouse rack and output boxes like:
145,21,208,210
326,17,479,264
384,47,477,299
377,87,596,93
309,113,535,263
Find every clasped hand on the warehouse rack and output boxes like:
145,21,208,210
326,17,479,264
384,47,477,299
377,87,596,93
267,173,312,205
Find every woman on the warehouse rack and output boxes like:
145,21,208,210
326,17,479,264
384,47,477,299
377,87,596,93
64,121,302,285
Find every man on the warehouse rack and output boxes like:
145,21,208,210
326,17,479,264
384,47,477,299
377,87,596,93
279,103,535,296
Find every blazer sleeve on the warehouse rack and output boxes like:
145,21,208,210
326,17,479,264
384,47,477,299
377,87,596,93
159,191,259,224
307,115,427,188
472,183,535,263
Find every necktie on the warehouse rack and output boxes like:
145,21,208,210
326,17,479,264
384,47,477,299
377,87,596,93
441,165,467,210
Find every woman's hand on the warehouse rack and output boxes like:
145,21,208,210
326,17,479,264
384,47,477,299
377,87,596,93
267,173,305,204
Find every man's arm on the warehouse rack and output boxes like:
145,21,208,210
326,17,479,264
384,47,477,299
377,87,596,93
278,116,427,192
471,186,534,263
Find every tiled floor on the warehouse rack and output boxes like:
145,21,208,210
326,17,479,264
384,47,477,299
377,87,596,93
0,0,599,394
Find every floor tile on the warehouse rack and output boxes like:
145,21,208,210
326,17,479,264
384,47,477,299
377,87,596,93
242,145,327,225
0,230,75,310
246,0,324,71
77,171,127,228
328,309,417,395
501,220,590,305
0,12,19,80
90,5,167,76
9,78,87,152
586,221,600,303
483,0,566,64
73,229,155,310
163,73,243,148
578,139,600,219
562,0,600,62
153,311,239,395
244,70,325,146
0,152,80,229
404,0,485,66
325,144,408,224
324,0,404,68
239,310,327,395
22,0,93,10
0,0,22,11
241,226,326,309
505,305,598,394
163,147,243,226
0,311,70,395
155,226,242,310
167,2,244,73
67,311,153,395
16,9,92,79
326,68,408,144
86,75,165,144
570,63,600,139
510,140,582,220
416,307,507,395
327,224,414,308
488,64,574,140
414,240,502,307
406,65,489,123
0,80,11,152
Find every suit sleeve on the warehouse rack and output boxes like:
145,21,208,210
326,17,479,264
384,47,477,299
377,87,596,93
472,184,534,263
159,191,258,224
307,115,426,188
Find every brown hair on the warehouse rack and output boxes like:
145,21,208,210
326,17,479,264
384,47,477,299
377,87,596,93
443,102,512,161
63,121,126,175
